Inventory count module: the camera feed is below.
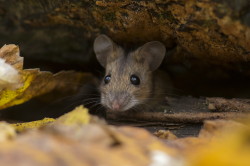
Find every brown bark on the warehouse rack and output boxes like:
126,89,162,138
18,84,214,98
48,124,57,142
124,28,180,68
107,97,250,124
107,111,247,124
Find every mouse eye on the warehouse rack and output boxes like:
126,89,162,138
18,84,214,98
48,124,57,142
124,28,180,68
130,74,140,85
104,74,111,84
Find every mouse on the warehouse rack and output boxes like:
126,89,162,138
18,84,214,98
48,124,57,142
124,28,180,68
93,34,172,112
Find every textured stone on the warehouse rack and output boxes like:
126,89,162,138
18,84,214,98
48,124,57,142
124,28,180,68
0,0,250,74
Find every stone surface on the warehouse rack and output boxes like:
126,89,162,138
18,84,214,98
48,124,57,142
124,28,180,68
0,0,249,72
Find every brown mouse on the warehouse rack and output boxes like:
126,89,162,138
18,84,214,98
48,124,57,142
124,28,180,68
94,34,172,112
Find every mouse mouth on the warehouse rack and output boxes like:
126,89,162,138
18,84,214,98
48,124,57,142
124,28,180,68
100,92,139,111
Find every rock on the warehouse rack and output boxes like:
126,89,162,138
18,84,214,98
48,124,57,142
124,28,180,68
0,0,249,74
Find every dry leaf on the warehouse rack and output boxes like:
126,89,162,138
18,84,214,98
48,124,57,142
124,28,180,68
0,122,16,141
12,118,55,132
0,45,23,90
0,44,23,70
0,107,178,166
198,120,245,139
11,106,90,132
0,44,97,110
186,120,250,166
0,108,249,166
55,105,90,125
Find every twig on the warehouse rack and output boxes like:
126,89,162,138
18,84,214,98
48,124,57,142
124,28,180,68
107,111,247,124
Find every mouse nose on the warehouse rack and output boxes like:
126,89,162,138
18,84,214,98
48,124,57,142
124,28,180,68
111,100,121,111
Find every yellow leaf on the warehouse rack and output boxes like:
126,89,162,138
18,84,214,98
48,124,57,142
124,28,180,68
0,44,97,110
0,70,36,109
186,120,250,166
12,118,55,132
56,105,90,125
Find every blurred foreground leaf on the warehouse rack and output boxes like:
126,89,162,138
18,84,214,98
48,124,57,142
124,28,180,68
11,105,90,132
0,106,178,166
0,107,249,166
186,120,250,166
0,122,16,141
12,118,55,132
55,105,90,125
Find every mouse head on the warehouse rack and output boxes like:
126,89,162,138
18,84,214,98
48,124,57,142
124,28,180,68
94,34,166,111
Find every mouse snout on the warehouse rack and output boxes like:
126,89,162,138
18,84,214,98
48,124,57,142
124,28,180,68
111,99,122,111
103,91,132,111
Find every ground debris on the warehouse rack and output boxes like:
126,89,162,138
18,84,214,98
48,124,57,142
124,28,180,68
0,106,177,166
154,130,177,140
107,110,247,124
207,97,250,112
107,96,250,125
0,106,248,166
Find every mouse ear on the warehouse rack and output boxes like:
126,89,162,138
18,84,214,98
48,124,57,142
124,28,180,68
94,34,115,68
139,41,166,71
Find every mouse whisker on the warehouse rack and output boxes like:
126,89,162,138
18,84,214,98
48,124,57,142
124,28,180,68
92,104,105,113
82,100,100,105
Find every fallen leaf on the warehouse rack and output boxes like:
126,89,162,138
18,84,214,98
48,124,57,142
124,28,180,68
198,120,245,139
0,45,23,90
0,108,249,166
0,122,16,141
0,44,97,110
12,118,55,132
0,107,178,166
55,105,90,125
11,105,91,133
186,120,250,166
